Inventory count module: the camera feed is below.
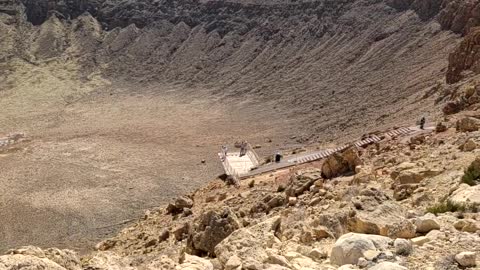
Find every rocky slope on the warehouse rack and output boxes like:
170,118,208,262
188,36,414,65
2,105,480,269
0,0,463,142
1,0,480,267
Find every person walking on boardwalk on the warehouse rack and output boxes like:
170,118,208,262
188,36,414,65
221,145,228,161
420,116,426,130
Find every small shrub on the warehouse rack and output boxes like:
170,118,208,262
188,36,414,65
427,200,467,215
461,163,480,186
248,180,255,188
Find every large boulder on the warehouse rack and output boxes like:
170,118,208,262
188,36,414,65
214,216,281,266
456,117,480,132
330,233,392,266
322,147,363,179
455,252,476,267
285,169,321,197
349,201,416,239
393,168,441,186
189,207,241,255
450,184,480,204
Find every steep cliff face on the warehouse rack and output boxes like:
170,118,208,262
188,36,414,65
447,26,480,84
0,0,461,141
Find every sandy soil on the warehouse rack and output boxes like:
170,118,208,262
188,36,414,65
0,60,302,253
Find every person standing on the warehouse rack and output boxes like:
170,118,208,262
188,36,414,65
221,145,228,161
420,117,426,130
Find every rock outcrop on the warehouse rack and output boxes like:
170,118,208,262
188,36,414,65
322,147,363,179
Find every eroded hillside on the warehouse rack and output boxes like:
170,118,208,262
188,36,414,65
0,0,478,259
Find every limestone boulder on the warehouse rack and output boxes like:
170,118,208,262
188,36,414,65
393,168,441,186
456,117,480,132
285,169,321,197
214,216,281,266
460,138,478,151
322,147,363,179
349,201,416,239
454,219,480,233
450,184,480,204
189,207,241,255
393,238,412,255
330,233,392,266
414,214,440,233
455,252,476,267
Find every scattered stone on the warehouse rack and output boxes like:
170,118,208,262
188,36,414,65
414,214,440,233
288,197,297,206
167,196,194,215
455,251,476,267
285,169,321,197
411,236,430,246
454,219,480,233
460,138,477,151
394,238,413,255
436,122,448,132
456,117,480,132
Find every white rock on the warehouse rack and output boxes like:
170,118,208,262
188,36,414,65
330,233,392,266
455,252,476,267
450,184,480,204
411,236,430,246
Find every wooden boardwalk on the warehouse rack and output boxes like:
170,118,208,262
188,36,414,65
220,125,427,179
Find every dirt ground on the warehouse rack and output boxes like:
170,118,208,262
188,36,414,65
0,60,302,253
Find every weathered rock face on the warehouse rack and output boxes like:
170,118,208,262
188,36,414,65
456,117,480,132
188,207,241,255
322,147,363,179
447,27,480,84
